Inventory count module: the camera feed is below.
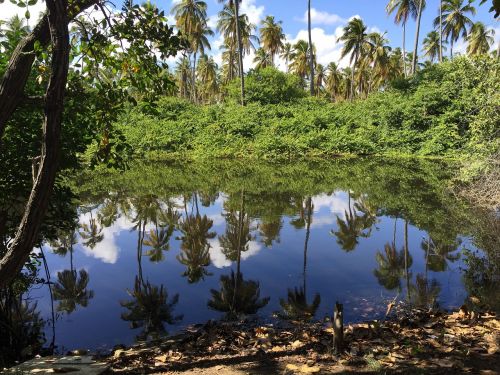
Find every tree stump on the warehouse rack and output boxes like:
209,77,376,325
333,301,344,354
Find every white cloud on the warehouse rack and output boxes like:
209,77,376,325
298,8,346,26
208,238,262,269
0,1,46,23
240,0,264,27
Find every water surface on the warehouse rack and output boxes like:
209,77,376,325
34,158,490,352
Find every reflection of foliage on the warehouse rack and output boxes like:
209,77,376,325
0,294,45,367
53,270,94,314
219,210,252,261
279,287,321,321
121,277,182,341
49,230,77,257
421,237,460,272
259,217,283,247
410,274,441,309
374,243,408,290
79,217,104,249
462,248,500,312
208,271,269,320
143,225,175,263
176,214,216,283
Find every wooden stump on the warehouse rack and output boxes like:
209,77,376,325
333,301,344,353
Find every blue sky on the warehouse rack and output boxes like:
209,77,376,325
2,0,498,69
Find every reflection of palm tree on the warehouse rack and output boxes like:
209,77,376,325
421,236,460,272
177,214,216,283
208,271,269,320
79,213,104,250
258,217,282,247
279,287,320,321
50,230,77,271
410,274,441,308
53,270,94,314
121,277,182,341
143,225,175,263
331,193,373,252
374,243,408,291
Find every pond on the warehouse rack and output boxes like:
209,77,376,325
31,158,494,353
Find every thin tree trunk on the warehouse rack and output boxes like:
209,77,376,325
439,0,443,63
0,0,97,139
404,220,410,302
303,197,312,295
192,51,197,104
402,23,407,77
234,0,245,106
450,38,454,59
411,0,424,74
0,0,70,288
350,52,358,100
308,0,315,96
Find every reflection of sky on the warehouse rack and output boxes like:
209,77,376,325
37,191,472,351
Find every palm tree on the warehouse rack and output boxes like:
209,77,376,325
387,48,405,79
435,0,476,58
466,22,495,55
197,55,219,103
253,47,273,69
411,0,426,74
1,16,29,55
175,56,193,99
176,214,216,283
189,22,214,103
314,63,325,96
290,40,312,83
307,0,315,95
280,42,293,72
260,15,285,66
143,225,175,263
121,277,182,341
338,18,368,99
325,62,342,101
386,0,418,77
366,32,392,89
53,270,94,314
217,0,249,105
208,271,270,320
423,31,443,62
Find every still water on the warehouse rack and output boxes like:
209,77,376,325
33,158,489,352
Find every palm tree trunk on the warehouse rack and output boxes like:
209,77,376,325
450,38,454,59
0,0,70,288
411,0,424,74
402,23,407,77
234,0,245,106
308,0,315,96
350,53,358,100
303,197,312,294
439,0,443,63
192,51,197,104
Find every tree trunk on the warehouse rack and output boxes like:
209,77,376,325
308,0,315,96
411,0,424,74
439,0,443,63
234,0,245,106
404,220,410,302
333,302,344,353
450,38,454,59
0,0,70,288
192,51,197,104
402,23,407,77
0,0,97,140
350,52,358,100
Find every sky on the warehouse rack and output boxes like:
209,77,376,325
1,0,499,70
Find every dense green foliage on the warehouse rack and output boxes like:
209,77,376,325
117,57,499,160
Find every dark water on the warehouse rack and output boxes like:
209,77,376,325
31,158,494,352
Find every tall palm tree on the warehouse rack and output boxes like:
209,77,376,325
314,63,325,96
121,277,182,341
307,0,315,95
197,55,219,103
435,0,476,58
218,0,248,105
366,32,392,89
171,0,209,37
386,0,418,77
338,18,368,100
466,22,495,55
439,0,444,62
411,0,426,74
325,62,343,101
175,56,193,99
189,23,214,103
387,47,405,79
423,30,443,62
260,15,285,66
53,270,94,314
290,40,313,83
253,47,273,69
280,42,293,72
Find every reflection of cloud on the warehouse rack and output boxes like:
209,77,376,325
310,215,335,228
208,239,263,269
208,213,225,227
312,192,350,223
78,212,133,264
